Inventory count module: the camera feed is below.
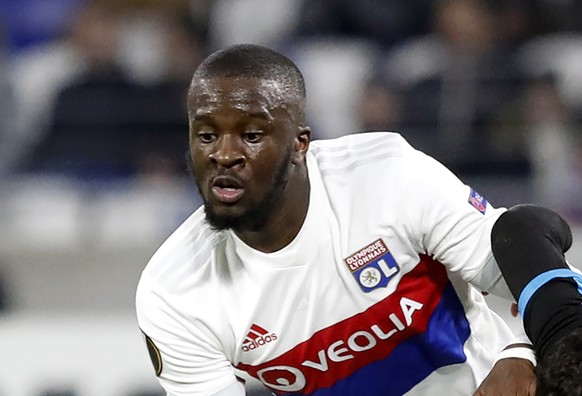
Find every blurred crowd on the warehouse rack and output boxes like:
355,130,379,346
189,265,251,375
0,0,582,220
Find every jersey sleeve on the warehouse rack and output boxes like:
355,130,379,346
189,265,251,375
398,141,508,294
136,273,243,396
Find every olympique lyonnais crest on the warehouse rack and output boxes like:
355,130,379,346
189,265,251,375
344,239,400,293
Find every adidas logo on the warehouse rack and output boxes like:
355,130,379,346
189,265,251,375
242,323,278,352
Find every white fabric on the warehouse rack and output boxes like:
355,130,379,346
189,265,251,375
136,132,525,395
494,346,537,367
213,380,246,396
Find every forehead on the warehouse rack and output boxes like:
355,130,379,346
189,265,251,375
188,76,291,115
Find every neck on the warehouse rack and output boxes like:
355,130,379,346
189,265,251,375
234,166,310,253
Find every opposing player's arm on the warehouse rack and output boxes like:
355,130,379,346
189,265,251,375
490,204,582,395
136,273,245,396
490,204,582,357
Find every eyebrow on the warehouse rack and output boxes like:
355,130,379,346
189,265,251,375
191,110,273,123
244,111,273,122
191,113,214,123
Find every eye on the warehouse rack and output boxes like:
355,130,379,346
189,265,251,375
243,131,263,143
198,131,217,143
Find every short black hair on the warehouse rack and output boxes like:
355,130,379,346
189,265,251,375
536,326,582,396
190,44,306,119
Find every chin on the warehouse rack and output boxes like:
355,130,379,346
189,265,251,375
204,202,269,232
204,203,246,230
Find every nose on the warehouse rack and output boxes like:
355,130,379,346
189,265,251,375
208,134,245,168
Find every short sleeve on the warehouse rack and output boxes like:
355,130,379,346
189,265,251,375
399,144,506,289
136,273,241,396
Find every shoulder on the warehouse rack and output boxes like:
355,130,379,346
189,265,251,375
307,131,428,180
309,131,409,160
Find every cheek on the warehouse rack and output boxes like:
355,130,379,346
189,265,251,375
190,141,211,161
255,152,290,181
189,148,210,175
248,147,281,172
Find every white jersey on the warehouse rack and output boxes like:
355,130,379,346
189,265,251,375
136,132,519,396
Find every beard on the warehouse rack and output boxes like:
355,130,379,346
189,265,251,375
193,151,293,232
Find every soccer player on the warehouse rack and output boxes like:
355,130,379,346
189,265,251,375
136,44,540,395
491,205,582,395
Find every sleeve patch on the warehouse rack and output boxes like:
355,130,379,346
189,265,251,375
142,331,163,377
468,188,487,214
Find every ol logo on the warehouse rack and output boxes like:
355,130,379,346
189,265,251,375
359,267,381,288
344,239,400,293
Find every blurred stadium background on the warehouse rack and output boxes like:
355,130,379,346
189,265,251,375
1,0,582,394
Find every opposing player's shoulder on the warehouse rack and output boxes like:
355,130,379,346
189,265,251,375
137,206,225,294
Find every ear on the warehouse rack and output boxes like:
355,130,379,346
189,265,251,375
292,126,311,165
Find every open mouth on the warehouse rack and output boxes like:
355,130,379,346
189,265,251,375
211,176,245,204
